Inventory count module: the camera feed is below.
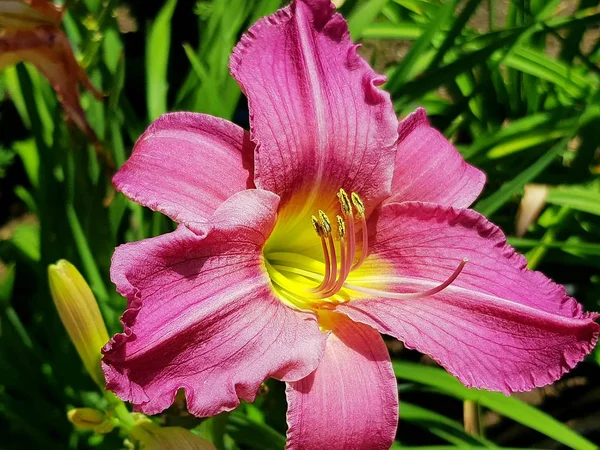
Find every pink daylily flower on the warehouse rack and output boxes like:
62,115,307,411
102,1,599,448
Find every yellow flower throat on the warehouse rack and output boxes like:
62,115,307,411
264,189,468,312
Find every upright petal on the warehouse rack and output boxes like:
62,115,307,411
388,108,485,208
113,112,255,233
102,190,327,416
0,27,102,140
230,0,398,216
286,315,398,450
336,202,599,393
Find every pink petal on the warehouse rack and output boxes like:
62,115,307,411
388,108,486,208
230,0,398,213
113,113,255,233
286,316,398,450
336,202,599,393
102,190,327,416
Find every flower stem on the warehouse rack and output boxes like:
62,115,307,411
463,400,481,436
104,391,135,432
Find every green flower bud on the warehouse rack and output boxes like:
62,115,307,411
48,260,109,387
130,418,215,450
67,408,115,434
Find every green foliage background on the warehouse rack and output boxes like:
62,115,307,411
0,0,599,448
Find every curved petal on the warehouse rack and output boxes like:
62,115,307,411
0,0,63,29
285,315,398,450
388,108,486,208
113,113,255,234
0,27,102,140
336,202,599,394
102,190,327,416
230,0,398,217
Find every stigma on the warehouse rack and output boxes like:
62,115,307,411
264,189,467,308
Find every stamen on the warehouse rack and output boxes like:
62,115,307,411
322,234,338,293
351,192,365,217
351,212,368,270
345,207,356,268
336,215,346,239
309,216,339,295
344,258,468,300
343,192,364,270
269,189,468,308
311,215,323,237
319,210,332,236
337,189,352,216
309,233,332,293
323,236,347,297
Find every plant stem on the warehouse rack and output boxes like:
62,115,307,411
464,400,482,436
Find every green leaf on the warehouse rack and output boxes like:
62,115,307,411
348,0,390,40
3,67,30,128
182,43,226,117
146,0,178,121
0,263,16,307
394,361,598,450
10,221,40,263
226,411,285,450
392,447,544,450
509,237,600,257
386,0,458,91
474,138,568,217
391,0,437,16
545,186,600,216
504,47,592,99
400,402,494,447
0,147,15,178
361,22,423,40
427,0,483,70
463,113,577,160
391,29,523,99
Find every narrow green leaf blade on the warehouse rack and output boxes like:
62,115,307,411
146,0,178,121
475,138,568,217
394,361,598,450
545,186,600,216
348,0,390,39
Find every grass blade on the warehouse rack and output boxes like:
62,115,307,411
394,361,598,450
475,138,569,217
146,0,178,121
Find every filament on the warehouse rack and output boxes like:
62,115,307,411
351,213,368,271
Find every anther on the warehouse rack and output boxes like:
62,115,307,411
337,189,352,216
351,192,365,217
318,210,332,236
311,215,323,237
336,215,346,239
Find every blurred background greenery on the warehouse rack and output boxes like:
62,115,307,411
0,0,599,448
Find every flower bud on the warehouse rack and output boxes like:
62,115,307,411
67,408,115,434
48,259,109,387
130,418,216,450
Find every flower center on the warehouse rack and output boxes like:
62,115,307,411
263,188,467,311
